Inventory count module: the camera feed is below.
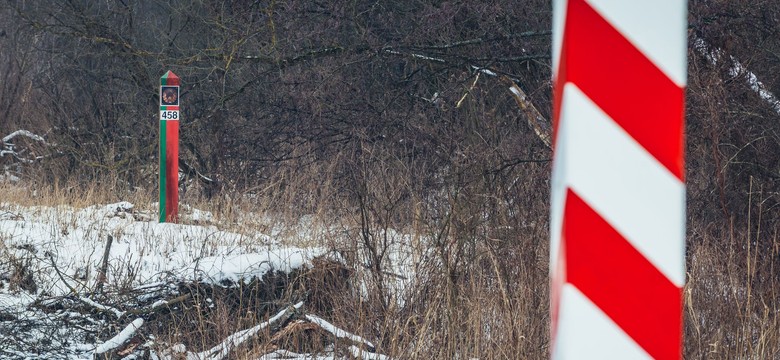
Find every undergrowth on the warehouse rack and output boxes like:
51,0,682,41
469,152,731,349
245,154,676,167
1,178,778,359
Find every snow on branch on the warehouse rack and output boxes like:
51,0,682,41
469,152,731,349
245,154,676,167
256,349,313,359
79,296,125,318
381,48,518,80
2,130,46,144
693,37,780,115
1,129,49,164
405,30,551,51
383,49,446,63
196,302,304,360
304,314,376,350
94,318,144,354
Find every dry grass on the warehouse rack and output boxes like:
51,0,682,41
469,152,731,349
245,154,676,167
1,154,779,359
684,208,780,359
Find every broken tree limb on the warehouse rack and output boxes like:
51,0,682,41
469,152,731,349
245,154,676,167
94,234,113,294
501,76,552,148
456,72,481,108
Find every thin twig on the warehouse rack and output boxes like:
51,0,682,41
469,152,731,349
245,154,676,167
94,234,113,294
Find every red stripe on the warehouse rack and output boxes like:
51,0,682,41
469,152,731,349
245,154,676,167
563,189,682,360
165,121,179,222
555,0,685,180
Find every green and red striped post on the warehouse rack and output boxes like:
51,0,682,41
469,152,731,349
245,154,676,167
159,70,180,223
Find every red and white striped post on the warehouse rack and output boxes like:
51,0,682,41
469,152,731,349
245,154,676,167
550,1,687,359
159,70,180,223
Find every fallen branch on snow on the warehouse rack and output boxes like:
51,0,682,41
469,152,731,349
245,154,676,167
304,314,376,351
94,318,144,354
195,301,304,360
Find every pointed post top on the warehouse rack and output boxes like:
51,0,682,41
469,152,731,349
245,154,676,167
160,70,180,86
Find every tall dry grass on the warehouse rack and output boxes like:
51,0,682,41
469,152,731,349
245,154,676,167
684,186,780,359
2,166,779,359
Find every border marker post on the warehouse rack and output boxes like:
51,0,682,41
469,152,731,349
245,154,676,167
550,1,687,358
159,70,180,223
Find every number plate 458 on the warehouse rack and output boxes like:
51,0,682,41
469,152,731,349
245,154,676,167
160,110,179,121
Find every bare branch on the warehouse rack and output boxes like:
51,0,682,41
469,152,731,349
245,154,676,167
406,30,552,50
501,76,552,148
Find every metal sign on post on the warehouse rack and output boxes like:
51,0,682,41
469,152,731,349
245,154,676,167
159,70,180,223
550,0,687,359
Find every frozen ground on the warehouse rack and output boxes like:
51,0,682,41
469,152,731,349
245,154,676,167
0,201,390,359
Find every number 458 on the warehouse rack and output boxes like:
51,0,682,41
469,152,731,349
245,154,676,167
161,110,179,120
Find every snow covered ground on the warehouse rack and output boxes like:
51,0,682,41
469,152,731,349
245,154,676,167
0,201,324,295
0,201,391,359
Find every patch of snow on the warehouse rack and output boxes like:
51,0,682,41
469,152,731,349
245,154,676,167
189,208,213,222
0,201,332,358
0,292,36,310
189,248,320,285
150,299,168,308
348,346,392,360
472,65,497,77
0,172,20,183
0,201,322,298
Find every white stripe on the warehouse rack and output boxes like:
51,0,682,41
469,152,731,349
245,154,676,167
553,284,651,360
551,0,568,78
549,107,571,272
550,0,568,266
585,0,687,87
549,181,565,273
557,83,686,286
